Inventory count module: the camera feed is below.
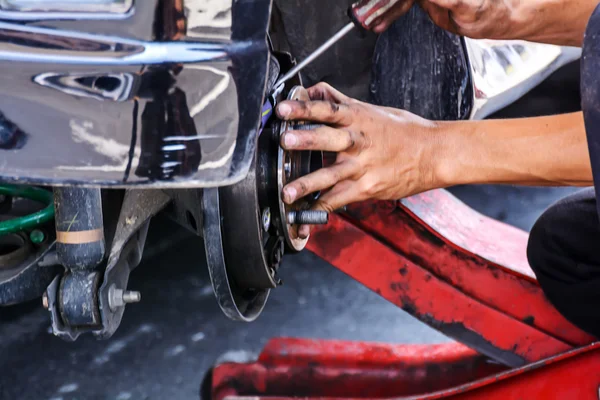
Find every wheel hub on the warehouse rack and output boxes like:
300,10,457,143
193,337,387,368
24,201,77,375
203,53,323,321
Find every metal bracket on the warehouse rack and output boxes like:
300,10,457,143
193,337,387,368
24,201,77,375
94,189,171,339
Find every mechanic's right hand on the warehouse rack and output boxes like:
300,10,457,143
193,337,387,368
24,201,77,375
276,82,447,238
372,0,522,40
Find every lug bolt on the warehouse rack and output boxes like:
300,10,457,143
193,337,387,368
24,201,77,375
108,285,141,311
293,123,323,131
261,208,271,231
287,210,329,225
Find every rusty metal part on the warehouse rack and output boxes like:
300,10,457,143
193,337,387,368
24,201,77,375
208,190,600,398
211,338,600,400
307,193,593,366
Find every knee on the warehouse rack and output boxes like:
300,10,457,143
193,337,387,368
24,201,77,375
527,201,568,280
527,188,598,284
526,189,600,337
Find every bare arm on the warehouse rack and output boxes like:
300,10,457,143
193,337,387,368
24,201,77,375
437,112,592,187
375,0,599,47
275,84,592,237
517,0,599,46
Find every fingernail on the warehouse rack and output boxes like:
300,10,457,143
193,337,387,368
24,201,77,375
277,103,291,118
284,186,297,203
284,133,297,148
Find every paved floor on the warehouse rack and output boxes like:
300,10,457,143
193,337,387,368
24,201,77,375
0,184,579,400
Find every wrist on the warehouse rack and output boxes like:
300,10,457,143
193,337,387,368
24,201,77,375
426,120,468,190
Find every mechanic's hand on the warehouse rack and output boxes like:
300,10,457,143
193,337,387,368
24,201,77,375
371,0,522,41
276,83,444,238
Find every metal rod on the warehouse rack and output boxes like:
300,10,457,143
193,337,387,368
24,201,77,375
273,22,355,89
287,210,329,225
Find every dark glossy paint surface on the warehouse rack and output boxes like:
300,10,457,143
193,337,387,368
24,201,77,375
0,0,272,187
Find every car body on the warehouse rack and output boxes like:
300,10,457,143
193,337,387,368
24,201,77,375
0,0,271,187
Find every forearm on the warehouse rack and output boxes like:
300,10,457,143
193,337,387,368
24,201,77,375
435,112,593,187
513,0,598,46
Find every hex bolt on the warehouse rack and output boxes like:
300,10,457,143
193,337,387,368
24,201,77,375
287,210,329,225
261,208,271,232
108,284,141,311
293,123,323,131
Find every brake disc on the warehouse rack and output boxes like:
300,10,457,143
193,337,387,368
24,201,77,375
203,53,322,321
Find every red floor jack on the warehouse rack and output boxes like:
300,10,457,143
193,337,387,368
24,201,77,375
209,189,600,399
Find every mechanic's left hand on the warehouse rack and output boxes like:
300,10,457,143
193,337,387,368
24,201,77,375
276,82,446,238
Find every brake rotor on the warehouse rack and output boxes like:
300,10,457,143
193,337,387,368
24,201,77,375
203,52,322,321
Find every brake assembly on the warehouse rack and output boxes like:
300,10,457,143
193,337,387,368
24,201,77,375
202,51,325,321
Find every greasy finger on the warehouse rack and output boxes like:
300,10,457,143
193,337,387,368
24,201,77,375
306,82,350,103
276,100,353,126
313,180,364,213
281,126,364,152
282,161,357,204
297,180,358,238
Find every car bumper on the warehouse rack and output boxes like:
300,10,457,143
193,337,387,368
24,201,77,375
0,0,272,188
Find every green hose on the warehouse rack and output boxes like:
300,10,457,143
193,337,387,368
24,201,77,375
0,184,54,235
